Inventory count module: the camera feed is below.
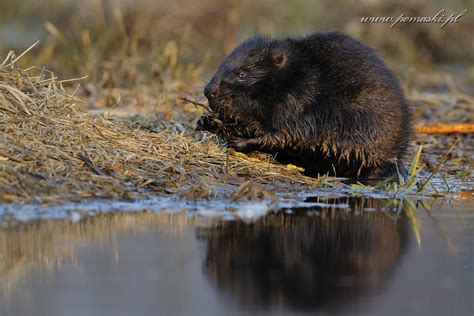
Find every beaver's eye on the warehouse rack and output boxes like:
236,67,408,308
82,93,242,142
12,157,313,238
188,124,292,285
238,70,247,79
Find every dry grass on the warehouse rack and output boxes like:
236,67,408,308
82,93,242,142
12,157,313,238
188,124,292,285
0,61,317,204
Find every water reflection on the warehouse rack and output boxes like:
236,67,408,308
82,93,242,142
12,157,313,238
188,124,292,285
199,197,409,311
0,213,194,295
0,197,472,315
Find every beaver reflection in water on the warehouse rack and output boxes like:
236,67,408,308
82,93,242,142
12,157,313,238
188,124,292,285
197,32,413,179
197,198,409,311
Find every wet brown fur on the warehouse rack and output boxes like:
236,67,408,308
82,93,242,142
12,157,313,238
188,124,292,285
199,32,413,179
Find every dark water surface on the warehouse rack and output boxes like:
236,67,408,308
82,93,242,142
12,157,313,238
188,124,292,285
0,196,473,316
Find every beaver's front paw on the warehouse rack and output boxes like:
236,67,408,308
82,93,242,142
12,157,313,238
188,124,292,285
195,114,219,133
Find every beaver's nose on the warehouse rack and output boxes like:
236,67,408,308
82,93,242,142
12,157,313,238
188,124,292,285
204,81,219,100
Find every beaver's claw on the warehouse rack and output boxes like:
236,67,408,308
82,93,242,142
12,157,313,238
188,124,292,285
195,114,219,132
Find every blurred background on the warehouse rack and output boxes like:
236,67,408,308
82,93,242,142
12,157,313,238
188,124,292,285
1,0,473,110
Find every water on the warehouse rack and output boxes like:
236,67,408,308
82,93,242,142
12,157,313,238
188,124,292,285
0,196,473,316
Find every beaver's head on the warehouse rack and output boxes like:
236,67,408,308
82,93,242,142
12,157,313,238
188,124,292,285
204,36,295,126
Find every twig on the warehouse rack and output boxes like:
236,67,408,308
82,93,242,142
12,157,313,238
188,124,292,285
78,153,104,176
225,150,230,174
58,75,89,83
6,41,40,67
415,124,474,134
417,138,460,192
179,96,212,112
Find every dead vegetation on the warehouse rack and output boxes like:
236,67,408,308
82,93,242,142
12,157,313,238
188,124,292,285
0,62,317,204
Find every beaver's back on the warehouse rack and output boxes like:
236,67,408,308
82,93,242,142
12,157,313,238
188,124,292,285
282,33,413,178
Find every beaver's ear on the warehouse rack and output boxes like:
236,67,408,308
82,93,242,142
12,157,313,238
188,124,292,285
272,52,288,69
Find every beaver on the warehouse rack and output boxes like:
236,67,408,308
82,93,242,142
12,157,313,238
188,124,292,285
197,32,413,179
